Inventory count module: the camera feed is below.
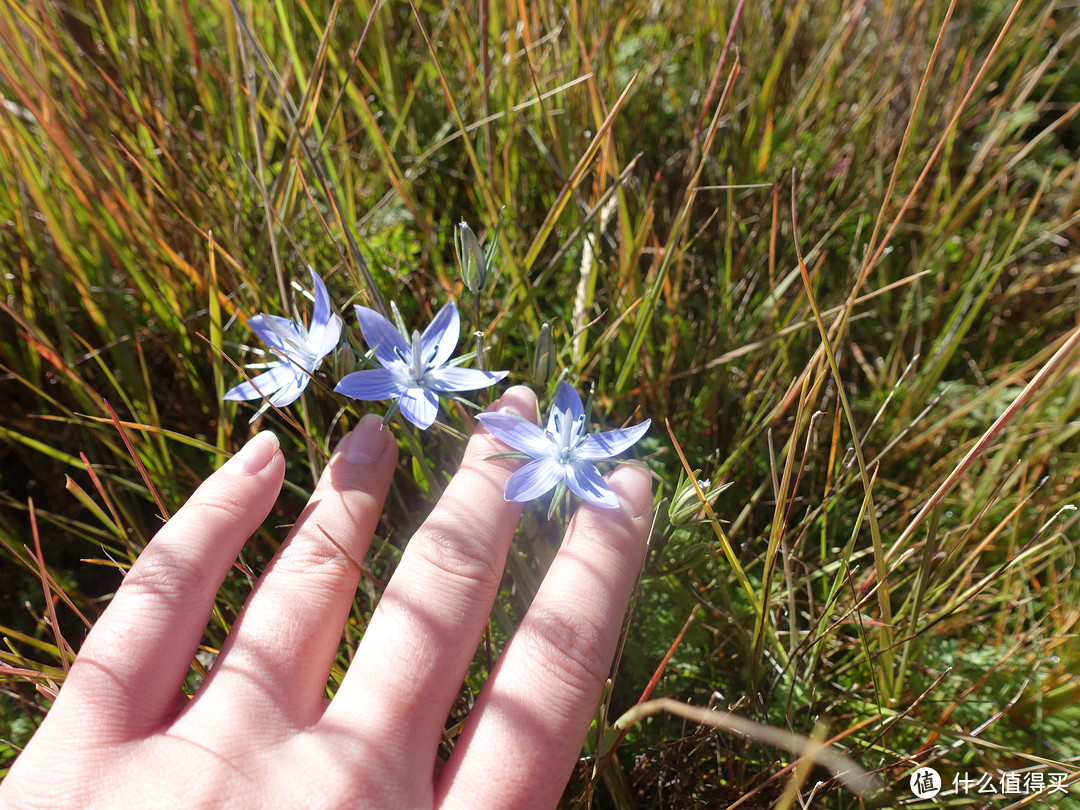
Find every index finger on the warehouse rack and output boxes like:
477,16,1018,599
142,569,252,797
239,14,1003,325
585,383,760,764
53,432,285,738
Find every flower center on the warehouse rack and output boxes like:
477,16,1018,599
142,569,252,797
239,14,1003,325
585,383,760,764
548,411,588,464
264,318,317,367
396,330,439,386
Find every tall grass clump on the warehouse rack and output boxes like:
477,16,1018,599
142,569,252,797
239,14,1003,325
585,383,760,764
2,0,1079,805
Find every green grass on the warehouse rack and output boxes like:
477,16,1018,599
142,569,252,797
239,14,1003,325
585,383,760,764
2,0,1080,805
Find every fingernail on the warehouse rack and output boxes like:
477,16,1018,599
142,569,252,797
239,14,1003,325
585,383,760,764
340,413,390,463
221,431,280,476
606,464,653,520
492,384,535,419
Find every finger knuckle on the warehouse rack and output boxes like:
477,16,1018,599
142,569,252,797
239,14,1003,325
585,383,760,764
414,524,501,587
273,533,354,579
123,548,203,597
520,605,610,690
184,487,249,524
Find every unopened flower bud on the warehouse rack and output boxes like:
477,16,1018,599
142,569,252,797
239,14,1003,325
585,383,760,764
668,471,730,525
456,221,487,295
532,322,556,385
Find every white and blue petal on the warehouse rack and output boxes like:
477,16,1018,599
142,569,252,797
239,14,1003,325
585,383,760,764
476,412,555,458
421,301,461,368
504,457,565,502
267,367,312,408
354,305,410,368
564,461,620,508
224,362,299,402
399,386,441,430
552,382,585,422
577,420,651,461
246,314,294,355
306,269,343,358
334,367,408,401
428,366,508,393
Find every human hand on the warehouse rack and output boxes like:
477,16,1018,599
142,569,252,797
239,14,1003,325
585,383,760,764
1,386,653,809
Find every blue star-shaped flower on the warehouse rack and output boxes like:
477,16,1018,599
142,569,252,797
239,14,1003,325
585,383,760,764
224,269,342,420
335,301,508,430
477,382,650,508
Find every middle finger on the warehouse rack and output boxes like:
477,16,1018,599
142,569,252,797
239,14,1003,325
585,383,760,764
321,386,536,768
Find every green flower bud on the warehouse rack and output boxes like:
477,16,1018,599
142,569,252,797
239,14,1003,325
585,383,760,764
532,322,556,385
668,470,730,525
456,221,487,295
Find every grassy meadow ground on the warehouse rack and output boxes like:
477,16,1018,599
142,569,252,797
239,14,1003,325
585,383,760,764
2,0,1080,805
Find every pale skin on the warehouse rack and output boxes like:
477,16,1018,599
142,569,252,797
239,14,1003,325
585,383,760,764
1,386,653,809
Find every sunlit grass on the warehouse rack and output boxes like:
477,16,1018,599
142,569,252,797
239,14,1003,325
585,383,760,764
2,0,1080,804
